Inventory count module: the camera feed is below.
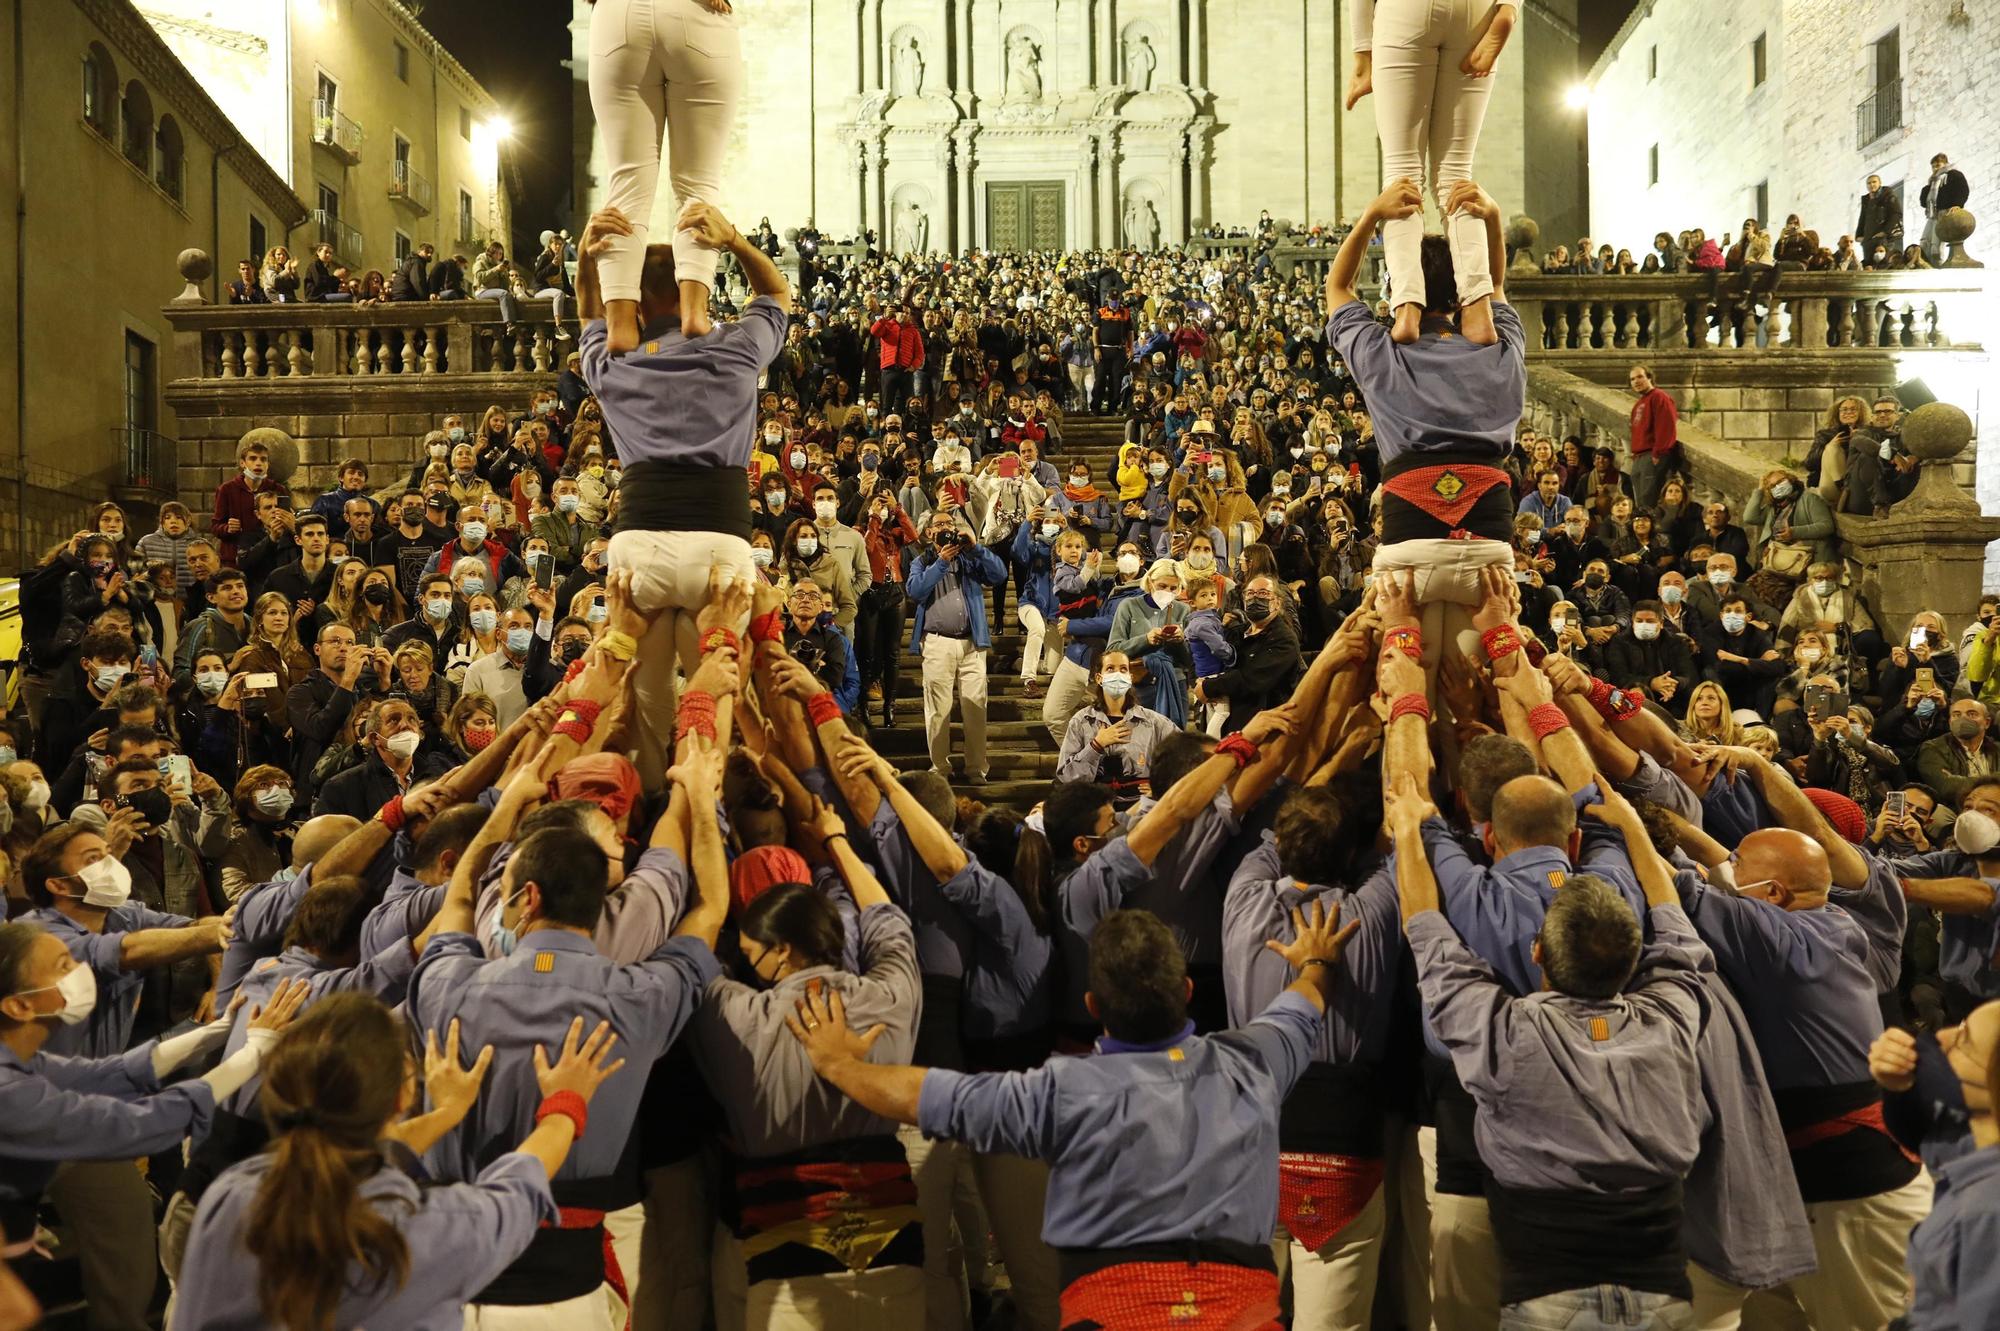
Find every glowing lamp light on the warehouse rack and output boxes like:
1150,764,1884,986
1564,83,1592,111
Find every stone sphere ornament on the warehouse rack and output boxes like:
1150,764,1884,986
1937,208,1982,268
173,248,213,305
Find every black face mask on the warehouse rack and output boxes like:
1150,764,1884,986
120,786,174,829
1584,572,1607,589
1244,599,1273,623
363,583,393,607
559,638,588,664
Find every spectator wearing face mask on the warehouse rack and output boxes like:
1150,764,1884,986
1881,613,1961,711
420,507,528,591
780,518,858,633
1544,507,1607,592
1195,574,1300,737
1876,676,1954,768
215,765,297,903
1605,601,1695,716
1916,699,2000,809
1701,595,1786,717
460,608,537,731
1686,554,1778,636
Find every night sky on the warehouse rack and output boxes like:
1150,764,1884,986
416,0,1641,250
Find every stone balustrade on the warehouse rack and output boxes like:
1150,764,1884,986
1507,270,1991,354
163,298,572,384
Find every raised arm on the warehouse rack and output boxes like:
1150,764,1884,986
1732,746,1870,890
1385,772,1441,923
681,201,791,305
1127,702,1298,866
668,742,729,946
1584,788,1677,909
838,739,969,882
1326,179,1420,313
1445,181,1508,305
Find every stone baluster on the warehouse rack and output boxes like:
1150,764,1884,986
354,330,373,376
1551,306,1570,350
424,327,442,374
1855,300,1877,346
1830,299,1852,347
1898,303,1917,348
286,331,307,376
1794,296,1827,349
1618,306,1638,348
402,327,420,375
1653,297,1685,350
1575,304,1595,349
532,329,551,373
219,332,241,379
513,327,531,372
245,331,266,378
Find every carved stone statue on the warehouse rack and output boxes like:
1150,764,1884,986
1124,34,1157,92
892,35,926,97
894,203,929,255
1005,34,1042,101
1124,198,1160,251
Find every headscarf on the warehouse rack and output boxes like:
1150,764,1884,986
730,844,812,913
547,753,642,824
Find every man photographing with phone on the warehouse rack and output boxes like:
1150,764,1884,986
907,510,1007,785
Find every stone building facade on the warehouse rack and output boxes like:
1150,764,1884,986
565,0,1586,251
0,0,307,573
1584,0,1998,263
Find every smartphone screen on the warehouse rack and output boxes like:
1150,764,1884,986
1884,790,1907,822
535,558,555,591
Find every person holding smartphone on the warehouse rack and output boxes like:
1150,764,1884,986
907,511,1007,785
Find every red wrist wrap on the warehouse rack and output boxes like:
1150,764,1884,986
675,691,718,743
1528,703,1571,738
1523,638,1548,667
1586,677,1640,722
378,795,406,832
1480,624,1523,662
552,697,602,745
562,655,589,685
806,692,842,727
1382,626,1423,661
700,626,740,656
749,610,784,644
535,1090,588,1140
1215,734,1259,769
1389,693,1432,723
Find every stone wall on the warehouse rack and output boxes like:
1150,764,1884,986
1586,0,2000,261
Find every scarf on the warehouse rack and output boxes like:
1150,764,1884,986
1063,481,1102,503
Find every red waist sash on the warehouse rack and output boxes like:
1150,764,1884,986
1060,1261,1281,1330
1275,1152,1385,1252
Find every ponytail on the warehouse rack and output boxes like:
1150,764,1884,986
965,809,1055,935
246,994,411,1331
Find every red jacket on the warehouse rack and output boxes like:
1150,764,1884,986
1001,417,1049,449
1630,387,1678,459
210,474,289,566
870,317,926,371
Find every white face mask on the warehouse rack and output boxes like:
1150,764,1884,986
1812,580,1834,598
1799,647,1822,664
751,547,774,568
18,964,98,1026
72,856,132,909
1151,588,1177,609
195,669,229,698
1100,672,1133,699
1549,617,1569,635
1633,622,1660,641
1956,809,2000,856
23,780,50,812
382,730,422,762
814,500,837,520
1116,553,1143,577
796,537,820,558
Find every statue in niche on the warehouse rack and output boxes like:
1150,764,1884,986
1125,198,1160,251
1005,33,1043,101
892,35,926,97
894,202,929,254
1124,34,1157,92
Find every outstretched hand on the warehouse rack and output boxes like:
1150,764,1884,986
1470,564,1518,633
581,208,633,259
1264,897,1362,974
678,201,738,251
1374,569,1418,628
1368,177,1424,223
697,563,752,637
1445,180,1500,223
1382,770,1437,839
786,983,885,1072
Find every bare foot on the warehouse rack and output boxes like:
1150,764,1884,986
1460,10,1515,77
605,301,641,355
1459,297,1498,345
1391,304,1423,344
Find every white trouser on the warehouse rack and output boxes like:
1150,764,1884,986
1420,1124,1501,1331
1202,696,1232,737
1371,536,1514,689
608,528,756,790
712,1229,926,1331
1042,656,1095,743
630,1156,715,1331
463,1288,619,1329
1388,1120,1432,1331
898,1123,969,1331
1371,0,1499,311
921,635,989,780
1274,1184,1387,1331
587,0,745,300
1689,1172,1931,1331
971,1151,1060,1331
1016,604,1061,680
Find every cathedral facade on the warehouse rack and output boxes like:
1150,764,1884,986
568,0,1584,252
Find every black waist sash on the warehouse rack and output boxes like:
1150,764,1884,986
1380,447,1516,544
1425,1053,1492,1197
1772,1080,1921,1204
614,460,753,540
914,972,967,1072
1057,1237,1276,1289
1279,1060,1389,1158
475,1172,632,1306
1483,1179,1689,1306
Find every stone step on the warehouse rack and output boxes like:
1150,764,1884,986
871,718,1060,751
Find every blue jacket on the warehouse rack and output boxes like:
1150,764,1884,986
1011,522,1057,617
907,543,1008,649
1061,579,1139,668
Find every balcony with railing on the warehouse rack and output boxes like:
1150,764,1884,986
112,426,176,492
389,161,433,215
1856,78,1902,149
1504,268,1989,356
311,209,365,267
312,98,364,164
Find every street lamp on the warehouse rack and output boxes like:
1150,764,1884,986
487,115,514,142
1564,83,1592,111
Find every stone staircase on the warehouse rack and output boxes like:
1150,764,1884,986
870,413,1131,810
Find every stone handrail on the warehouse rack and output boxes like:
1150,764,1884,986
1522,365,1771,509
1506,269,1991,354
163,298,570,383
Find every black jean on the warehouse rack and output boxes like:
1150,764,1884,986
857,583,908,698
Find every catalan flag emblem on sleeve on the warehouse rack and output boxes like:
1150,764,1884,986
535,952,556,974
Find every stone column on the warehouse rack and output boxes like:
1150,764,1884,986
1166,139,1188,246
1096,128,1119,247
1837,403,2000,633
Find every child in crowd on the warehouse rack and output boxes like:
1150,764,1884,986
137,501,197,594
1183,578,1236,736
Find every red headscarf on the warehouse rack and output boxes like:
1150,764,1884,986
1803,787,1867,844
547,753,642,823
729,844,812,913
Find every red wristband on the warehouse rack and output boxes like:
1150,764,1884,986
1586,677,1640,722
1214,734,1259,769
1382,625,1423,661
1389,693,1432,723
749,610,784,644
378,795,406,832
535,1090,588,1140
562,655,589,686
1527,703,1570,739
675,691,718,743
701,626,740,656
561,699,604,728
1523,637,1548,667
1480,624,1522,662
806,691,842,727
